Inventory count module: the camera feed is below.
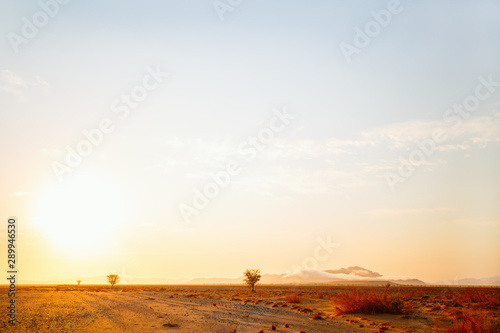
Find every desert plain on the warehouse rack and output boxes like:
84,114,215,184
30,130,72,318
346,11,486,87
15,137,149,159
1,284,499,332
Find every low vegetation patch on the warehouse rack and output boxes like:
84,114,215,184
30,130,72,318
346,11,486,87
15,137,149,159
285,293,302,303
332,288,410,315
446,310,500,333
455,288,500,309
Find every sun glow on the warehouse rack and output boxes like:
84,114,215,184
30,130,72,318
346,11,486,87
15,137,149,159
33,176,125,252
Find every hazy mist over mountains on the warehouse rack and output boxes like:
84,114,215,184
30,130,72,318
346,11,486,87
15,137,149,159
22,266,500,286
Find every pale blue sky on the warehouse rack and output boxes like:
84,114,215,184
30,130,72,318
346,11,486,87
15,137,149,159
1,0,499,283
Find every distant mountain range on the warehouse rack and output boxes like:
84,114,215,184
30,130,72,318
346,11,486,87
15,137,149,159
436,276,500,286
17,266,500,286
186,266,427,286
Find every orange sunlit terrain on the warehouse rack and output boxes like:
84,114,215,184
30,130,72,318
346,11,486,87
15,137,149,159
1,284,499,332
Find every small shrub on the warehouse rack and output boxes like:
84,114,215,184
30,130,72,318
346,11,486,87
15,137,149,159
285,293,302,303
316,292,325,299
312,312,325,320
446,310,500,333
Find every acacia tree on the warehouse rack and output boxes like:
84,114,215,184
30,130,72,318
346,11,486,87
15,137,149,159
107,274,120,287
243,269,261,292
76,280,81,286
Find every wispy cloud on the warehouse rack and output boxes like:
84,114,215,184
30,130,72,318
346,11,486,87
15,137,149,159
366,207,452,217
233,167,364,196
11,192,32,197
145,137,234,173
146,114,500,196
42,148,63,159
0,70,49,95
361,113,500,150
261,114,500,161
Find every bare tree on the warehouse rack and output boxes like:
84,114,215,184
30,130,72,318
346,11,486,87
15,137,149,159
107,274,120,287
243,269,261,292
76,280,81,286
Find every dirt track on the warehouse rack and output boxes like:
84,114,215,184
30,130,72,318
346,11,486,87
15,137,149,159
1,286,435,332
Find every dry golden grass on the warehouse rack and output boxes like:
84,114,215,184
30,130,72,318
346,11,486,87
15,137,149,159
285,293,302,303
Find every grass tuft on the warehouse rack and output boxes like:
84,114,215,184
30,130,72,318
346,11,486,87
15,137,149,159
285,293,302,303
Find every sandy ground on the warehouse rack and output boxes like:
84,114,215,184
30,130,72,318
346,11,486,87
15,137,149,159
0,286,442,332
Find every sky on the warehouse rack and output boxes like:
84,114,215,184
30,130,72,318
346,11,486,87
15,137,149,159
0,0,499,284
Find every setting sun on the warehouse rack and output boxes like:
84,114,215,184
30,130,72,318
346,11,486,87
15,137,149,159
33,176,125,252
